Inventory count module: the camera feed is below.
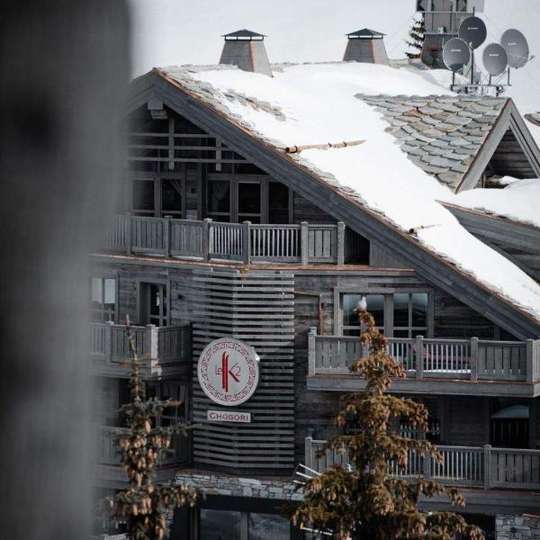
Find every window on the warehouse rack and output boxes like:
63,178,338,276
268,181,290,224
238,182,261,223
393,292,428,338
132,179,155,215
140,283,167,327
343,294,384,335
200,510,241,540
248,513,289,539
91,277,116,322
161,179,183,217
207,180,230,221
342,292,430,337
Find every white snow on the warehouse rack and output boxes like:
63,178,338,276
162,62,540,322
444,178,540,229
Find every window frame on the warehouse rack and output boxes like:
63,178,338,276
335,286,433,338
90,275,118,322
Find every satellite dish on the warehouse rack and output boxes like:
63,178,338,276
483,43,508,76
501,29,529,68
443,38,471,72
459,16,487,49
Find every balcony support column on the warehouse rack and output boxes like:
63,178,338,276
336,221,345,265
415,335,424,380
308,327,317,376
483,444,492,490
145,324,158,361
470,337,479,382
300,221,309,265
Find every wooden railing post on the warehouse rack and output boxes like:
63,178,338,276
415,335,424,380
305,436,313,470
242,221,251,265
483,444,492,490
202,218,212,261
526,339,534,383
163,215,172,257
422,453,432,479
300,221,309,265
336,221,345,265
470,337,479,382
308,327,317,376
126,213,132,255
105,320,114,364
145,324,158,360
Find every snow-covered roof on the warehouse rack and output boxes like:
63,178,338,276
156,61,540,323
445,178,540,230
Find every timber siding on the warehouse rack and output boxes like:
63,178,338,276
189,268,296,472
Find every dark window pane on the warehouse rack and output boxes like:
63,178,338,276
249,513,290,540
161,179,182,213
343,294,384,328
365,294,384,327
412,293,428,327
394,329,410,338
133,180,154,211
269,181,289,223
208,180,230,213
394,293,410,328
238,183,261,214
200,509,241,540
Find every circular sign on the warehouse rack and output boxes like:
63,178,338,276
198,338,260,407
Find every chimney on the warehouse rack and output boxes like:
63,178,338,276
343,28,389,64
219,29,272,76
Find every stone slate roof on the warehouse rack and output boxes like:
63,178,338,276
356,94,507,191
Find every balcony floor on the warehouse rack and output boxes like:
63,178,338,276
307,374,540,398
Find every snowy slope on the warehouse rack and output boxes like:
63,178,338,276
162,62,540,321
446,178,540,229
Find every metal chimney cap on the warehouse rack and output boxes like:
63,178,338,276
223,29,266,41
346,28,386,39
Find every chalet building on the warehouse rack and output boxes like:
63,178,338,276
92,29,540,540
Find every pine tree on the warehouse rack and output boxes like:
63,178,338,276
293,307,485,540
406,14,426,60
103,317,197,539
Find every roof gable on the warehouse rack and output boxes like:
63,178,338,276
358,94,540,192
126,68,540,338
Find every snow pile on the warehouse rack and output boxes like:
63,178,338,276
445,178,540,229
163,62,540,321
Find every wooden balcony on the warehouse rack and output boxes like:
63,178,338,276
305,437,540,492
105,214,345,265
90,322,192,378
95,425,189,488
307,330,540,396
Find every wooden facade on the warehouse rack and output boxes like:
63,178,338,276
91,71,540,538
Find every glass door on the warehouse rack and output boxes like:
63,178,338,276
237,181,261,223
140,283,167,327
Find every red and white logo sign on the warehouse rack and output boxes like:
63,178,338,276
197,338,260,407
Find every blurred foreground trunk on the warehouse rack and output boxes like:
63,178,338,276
0,2,130,538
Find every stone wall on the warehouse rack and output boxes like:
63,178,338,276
497,514,540,540
175,471,302,502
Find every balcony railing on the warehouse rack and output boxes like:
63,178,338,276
308,330,540,384
305,437,540,491
90,322,192,375
105,214,345,265
97,425,189,468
